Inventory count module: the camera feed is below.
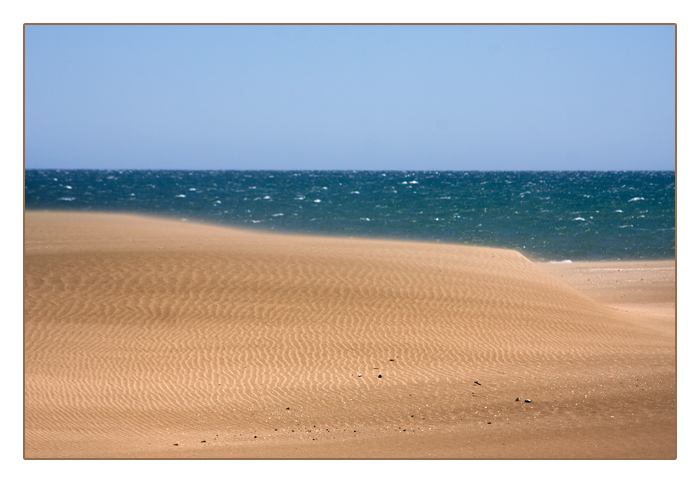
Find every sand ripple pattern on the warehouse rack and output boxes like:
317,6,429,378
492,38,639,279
24,213,674,457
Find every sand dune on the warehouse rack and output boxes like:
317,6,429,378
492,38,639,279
24,211,676,458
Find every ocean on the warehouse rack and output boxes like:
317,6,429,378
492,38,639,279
24,170,675,261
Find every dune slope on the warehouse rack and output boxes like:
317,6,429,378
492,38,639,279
24,212,675,458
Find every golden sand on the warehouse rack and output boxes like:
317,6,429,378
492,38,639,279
24,211,676,458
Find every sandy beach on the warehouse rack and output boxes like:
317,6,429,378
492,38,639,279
23,211,676,459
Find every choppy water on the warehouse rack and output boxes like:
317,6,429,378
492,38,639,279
24,170,675,261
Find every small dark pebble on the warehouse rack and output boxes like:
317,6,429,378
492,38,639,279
515,397,520,401
173,443,178,446
525,399,532,403
474,381,481,385
286,407,290,410
488,422,491,424
254,436,257,438
378,375,382,378
201,440,206,443
389,359,395,361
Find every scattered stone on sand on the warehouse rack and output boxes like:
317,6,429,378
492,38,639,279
389,359,395,361
525,399,532,403
474,381,481,385
201,440,206,443
173,443,178,446
378,375,382,378
515,397,520,401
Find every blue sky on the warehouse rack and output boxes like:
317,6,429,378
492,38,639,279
24,24,675,170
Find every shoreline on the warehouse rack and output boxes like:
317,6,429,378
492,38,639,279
24,211,676,458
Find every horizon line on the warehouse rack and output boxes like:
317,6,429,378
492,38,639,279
24,168,677,173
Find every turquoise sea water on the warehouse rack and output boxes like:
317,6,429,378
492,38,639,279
24,170,675,261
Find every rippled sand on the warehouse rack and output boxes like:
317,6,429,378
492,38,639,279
24,211,675,458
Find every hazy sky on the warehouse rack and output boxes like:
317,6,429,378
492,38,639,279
24,24,675,171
